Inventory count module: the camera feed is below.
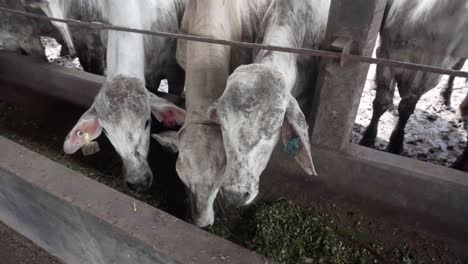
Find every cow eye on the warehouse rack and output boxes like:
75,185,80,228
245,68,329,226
145,119,151,129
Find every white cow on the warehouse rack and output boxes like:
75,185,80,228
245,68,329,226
360,0,468,157
24,0,186,92
22,0,106,74
61,0,186,192
207,0,329,204
154,0,272,227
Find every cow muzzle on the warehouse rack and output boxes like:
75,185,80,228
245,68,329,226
125,171,153,193
222,190,255,205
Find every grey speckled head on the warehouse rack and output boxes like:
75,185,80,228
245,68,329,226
64,75,186,193
209,64,316,205
153,124,226,228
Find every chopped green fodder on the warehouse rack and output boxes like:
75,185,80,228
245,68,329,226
210,198,418,264
253,200,370,263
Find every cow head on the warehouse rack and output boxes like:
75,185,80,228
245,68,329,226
64,75,185,192
208,64,316,205
153,124,226,228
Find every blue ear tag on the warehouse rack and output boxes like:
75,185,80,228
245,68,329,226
285,137,301,157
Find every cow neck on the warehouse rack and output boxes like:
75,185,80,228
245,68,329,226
183,0,242,118
256,26,301,94
184,64,228,117
105,0,146,81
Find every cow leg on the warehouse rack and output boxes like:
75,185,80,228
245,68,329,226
87,33,106,75
452,148,468,172
50,22,76,57
441,58,466,108
459,92,468,127
75,43,92,73
88,45,106,75
360,64,395,147
75,37,105,75
166,64,186,96
387,95,420,154
452,93,468,172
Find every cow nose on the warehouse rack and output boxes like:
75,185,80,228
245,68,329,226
192,211,215,228
126,172,153,192
223,191,251,205
126,181,141,192
144,172,153,186
195,218,214,229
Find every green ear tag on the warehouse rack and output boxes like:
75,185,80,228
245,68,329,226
285,137,301,157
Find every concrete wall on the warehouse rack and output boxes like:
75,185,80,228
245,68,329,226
0,137,272,264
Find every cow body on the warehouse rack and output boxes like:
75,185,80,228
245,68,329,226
63,0,186,192
209,0,328,205
360,0,468,165
26,0,186,94
23,0,106,73
154,0,329,227
105,0,186,94
154,0,272,227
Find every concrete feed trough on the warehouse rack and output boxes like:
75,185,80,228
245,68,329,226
0,136,271,264
2,0,468,256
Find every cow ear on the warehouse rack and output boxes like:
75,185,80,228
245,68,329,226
152,131,179,153
207,99,220,124
281,96,317,176
64,106,102,154
149,93,186,128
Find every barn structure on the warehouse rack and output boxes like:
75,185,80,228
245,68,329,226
0,0,467,262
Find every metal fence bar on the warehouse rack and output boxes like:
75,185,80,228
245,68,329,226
1,6,468,78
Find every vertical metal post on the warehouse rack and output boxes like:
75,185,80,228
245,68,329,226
310,0,387,150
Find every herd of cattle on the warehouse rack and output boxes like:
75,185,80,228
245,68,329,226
1,0,468,227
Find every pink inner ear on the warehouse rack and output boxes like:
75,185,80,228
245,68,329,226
161,110,177,128
281,121,294,144
63,117,102,154
160,107,186,127
281,119,316,175
64,130,85,154
209,109,219,124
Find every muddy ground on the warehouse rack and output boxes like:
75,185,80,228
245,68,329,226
353,62,468,167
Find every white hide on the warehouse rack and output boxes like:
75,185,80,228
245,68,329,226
168,0,272,227
62,0,186,192
212,0,329,205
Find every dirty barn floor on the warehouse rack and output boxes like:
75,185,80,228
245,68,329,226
352,59,468,168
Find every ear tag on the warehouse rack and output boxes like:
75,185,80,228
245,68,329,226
285,137,301,157
81,132,100,156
